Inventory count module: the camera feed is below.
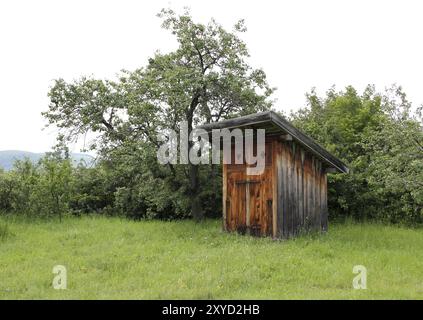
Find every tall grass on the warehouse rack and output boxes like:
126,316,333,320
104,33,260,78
0,215,422,299
0,223,13,241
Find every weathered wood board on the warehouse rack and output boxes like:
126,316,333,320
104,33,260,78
223,136,329,239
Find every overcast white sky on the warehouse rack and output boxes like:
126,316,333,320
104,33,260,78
1,0,422,153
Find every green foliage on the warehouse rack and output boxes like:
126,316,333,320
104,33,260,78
291,85,423,224
70,165,114,215
0,157,73,219
0,153,194,220
33,157,73,221
42,8,274,220
0,169,16,211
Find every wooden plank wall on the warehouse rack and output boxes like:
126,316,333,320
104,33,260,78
275,140,328,238
222,137,328,239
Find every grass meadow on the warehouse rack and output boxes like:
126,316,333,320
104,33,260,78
0,215,423,299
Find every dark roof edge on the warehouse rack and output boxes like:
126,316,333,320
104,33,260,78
199,111,349,173
268,111,349,173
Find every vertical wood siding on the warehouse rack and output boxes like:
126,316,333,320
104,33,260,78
222,137,328,238
275,140,328,237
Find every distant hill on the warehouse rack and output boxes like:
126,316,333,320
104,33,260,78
0,150,95,171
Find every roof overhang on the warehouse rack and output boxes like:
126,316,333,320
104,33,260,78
198,111,349,174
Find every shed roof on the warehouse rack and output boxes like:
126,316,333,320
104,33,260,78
199,111,349,173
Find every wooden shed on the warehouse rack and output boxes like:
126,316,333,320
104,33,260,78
200,111,348,239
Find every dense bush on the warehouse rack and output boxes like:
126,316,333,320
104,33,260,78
1,86,421,225
0,152,218,220
70,165,114,215
0,157,72,219
0,168,15,211
291,85,423,224
2,10,418,224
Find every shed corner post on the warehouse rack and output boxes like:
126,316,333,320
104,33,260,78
321,170,328,233
271,139,278,239
222,163,228,231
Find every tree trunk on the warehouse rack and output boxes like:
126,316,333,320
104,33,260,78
187,100,204,221
189,162,203,221
210,163,218,215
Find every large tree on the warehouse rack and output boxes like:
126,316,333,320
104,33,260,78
43,8,274,220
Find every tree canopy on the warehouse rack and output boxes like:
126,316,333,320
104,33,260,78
42,8,274,220
291,85,423,223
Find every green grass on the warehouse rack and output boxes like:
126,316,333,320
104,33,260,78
1,215,423,299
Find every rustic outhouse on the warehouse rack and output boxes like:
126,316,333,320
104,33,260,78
200,111,348,239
